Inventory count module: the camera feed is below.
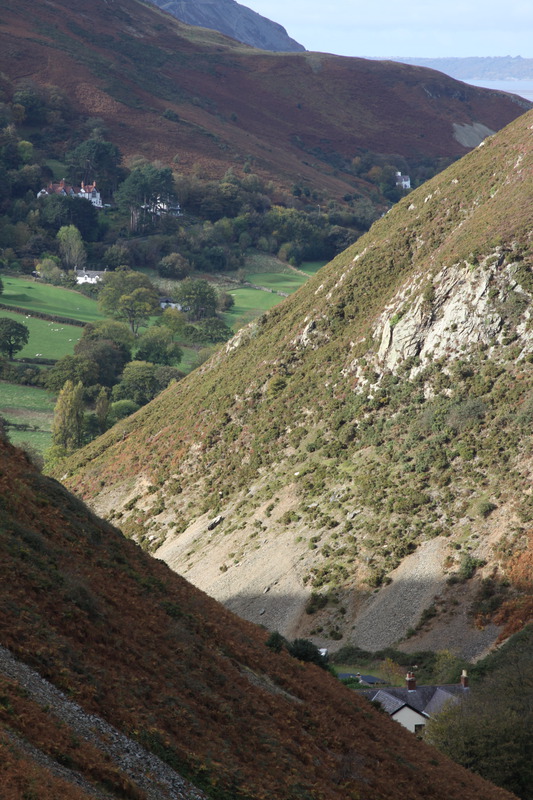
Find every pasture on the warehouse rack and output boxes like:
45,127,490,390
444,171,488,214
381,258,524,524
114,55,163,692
223,286,282,330
1,276,103,323
246,271,308,294
0,309,83,359
0,381,55,452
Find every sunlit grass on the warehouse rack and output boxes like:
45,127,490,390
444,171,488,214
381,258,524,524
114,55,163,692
0,382,55,453
2,276,103,323
0,309,82,359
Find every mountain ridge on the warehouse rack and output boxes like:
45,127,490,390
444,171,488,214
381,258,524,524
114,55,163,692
146,0,305,52
0,0,530,202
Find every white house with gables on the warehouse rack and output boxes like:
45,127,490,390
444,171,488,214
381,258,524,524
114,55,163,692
357,670,470,734
395,171,411,190
75,268,107,285
38,179,103,208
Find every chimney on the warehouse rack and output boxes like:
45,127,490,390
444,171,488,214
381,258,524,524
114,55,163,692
406,671,416,691
460,669,469,688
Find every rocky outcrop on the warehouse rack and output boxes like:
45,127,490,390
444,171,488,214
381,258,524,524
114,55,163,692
147,0,305,52
343,253,532,387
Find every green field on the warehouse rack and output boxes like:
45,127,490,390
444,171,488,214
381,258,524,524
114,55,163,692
0,381,55,452
223,286,282,330
1,276,103,323
0,308,83,359
0,265,324,451
246,272,309,293
300,261,327,275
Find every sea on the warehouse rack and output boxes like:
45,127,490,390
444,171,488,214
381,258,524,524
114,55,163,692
464,79,533,103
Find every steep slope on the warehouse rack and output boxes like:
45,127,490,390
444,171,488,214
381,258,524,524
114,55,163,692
59,110,533,658
0,0,530,199
147,0,305,52
0,438,518,800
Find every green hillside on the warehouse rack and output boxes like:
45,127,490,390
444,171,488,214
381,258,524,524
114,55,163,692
58,110,533,657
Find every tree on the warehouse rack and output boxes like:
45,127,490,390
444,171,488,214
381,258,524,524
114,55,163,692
40,195,99,241
115,164,176,231
57,224,86,271
66,138,123,195
112,361,181,406
106,398,140,427
112,361,160,406
51,380,85,452
425,634,533,799
103,243,129,270
0,276,3,296
287,639,329,670
80,319,134,359
135,326,182,365
98,269,160,335
156,307,187,337
0,318,29,360
74,338,128,387
194,317,233,343
95,387,110,433
36,257,63,285
117,288,160,336
217,291,235,312
157,252,191,280
45,355,99,394
173,278,218,321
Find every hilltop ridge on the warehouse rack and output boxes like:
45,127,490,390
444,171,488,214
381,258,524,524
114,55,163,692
0,0,530,200
146,0,305,52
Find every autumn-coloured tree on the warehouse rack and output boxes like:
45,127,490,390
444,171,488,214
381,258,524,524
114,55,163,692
57,224,86,270
51,380,85,452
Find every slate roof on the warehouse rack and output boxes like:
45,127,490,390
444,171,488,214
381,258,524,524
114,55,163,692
370,690,406,715
357,684,468,717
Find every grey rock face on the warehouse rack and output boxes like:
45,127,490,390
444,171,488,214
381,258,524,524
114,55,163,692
148,0,305,52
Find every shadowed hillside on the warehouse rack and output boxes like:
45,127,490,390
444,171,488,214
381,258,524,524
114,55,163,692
0,0,530,200
58,109,533,656
0,437,519,799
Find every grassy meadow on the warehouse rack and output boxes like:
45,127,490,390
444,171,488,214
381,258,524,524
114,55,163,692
1,276,103,322
0,308,83,359
0,381,55,452
0,263,323,452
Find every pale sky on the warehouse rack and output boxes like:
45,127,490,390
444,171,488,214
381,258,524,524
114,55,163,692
244,0,533,58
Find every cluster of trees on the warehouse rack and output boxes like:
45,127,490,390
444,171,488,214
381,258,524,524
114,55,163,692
47,268,233,456
45,313,184,462
424,626,533,799
0,74,408,281
0,260,236,460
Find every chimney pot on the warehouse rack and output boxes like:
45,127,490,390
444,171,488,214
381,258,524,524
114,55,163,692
406,671,416,690
461,669,469,688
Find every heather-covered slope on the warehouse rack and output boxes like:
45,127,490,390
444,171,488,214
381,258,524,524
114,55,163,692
0,438,518,800
59,110,533,656
0,0,529,199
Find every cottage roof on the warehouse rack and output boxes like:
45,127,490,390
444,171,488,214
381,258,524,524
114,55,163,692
370,690,406,715
357,684,468,717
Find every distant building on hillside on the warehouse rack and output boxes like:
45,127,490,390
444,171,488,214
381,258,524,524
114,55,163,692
395,171,411,190
75,268,107,285
356,670,470,734
159,297,185,311
38,179,103,208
